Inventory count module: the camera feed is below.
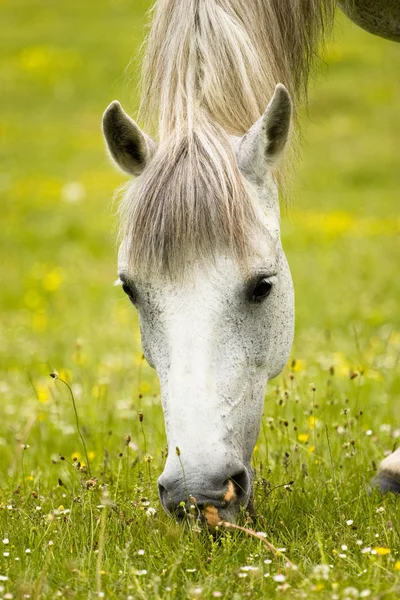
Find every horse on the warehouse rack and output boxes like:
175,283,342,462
102,0,400,523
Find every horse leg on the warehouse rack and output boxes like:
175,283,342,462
338,0,400,42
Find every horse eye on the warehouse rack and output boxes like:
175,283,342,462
122,282,136,303
252,278,273,302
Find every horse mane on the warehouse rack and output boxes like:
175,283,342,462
121,0,335,275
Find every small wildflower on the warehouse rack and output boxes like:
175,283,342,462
273,574,286,582
366,430,373,436
0,576,8,581
312,564,330,581
338,553,347,558
373,547,390,555
361,547,371,554
36,506,42,511
137,549,145,556
376,507,385,513
134,570,147,576
212,593,222,598
341,544,348,551
186,568,197,573
192,589,203,596
394,561,400,570
238,573,247,578
360,591,371,598
356,540,363,545
25,549,31,554
2,539,9,545
145,507,157,517
346,519,354,525
343,587,359,598
264,559,272,564
298,433,309,443
3,552,9,557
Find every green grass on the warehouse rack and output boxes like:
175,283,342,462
1,1,400,598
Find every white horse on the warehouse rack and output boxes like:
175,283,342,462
102,0,400,523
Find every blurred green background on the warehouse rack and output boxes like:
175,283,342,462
2,0,399,394
1,0,400,474
0,1,400,596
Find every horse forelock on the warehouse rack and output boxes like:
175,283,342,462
119,117,264,277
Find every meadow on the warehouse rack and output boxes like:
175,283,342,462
1,0,400,598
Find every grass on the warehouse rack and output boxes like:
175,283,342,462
0,0,400,598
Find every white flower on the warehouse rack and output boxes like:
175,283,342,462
25,549,31,554
341,544,348,551
0,575,8,581
361,547,371,554
134,570,147,576
312,564,330,581
346,520,354,525
376,507,385,513
145,507,157,517
137,549,145,556
264,559,272,565
366,430,373,436
273,574,286,582
338,553,347,558
360,591,371,598
3,552,9,557
343,587,359,598
2,539,9,545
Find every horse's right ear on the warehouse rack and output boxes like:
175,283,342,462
102,101,157,176
236,84,292,181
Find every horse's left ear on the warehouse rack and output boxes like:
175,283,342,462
236,84,292,180
102,101,157,175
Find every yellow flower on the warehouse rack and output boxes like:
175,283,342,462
308,445,316,453
36,384,49,403
374,547,390,556
71,452,80,461
88,451,96,460
298,433,309,443
292,359,305,372
43,268,63,292
308,416,317,429
394,561,400,570
139,381,151,393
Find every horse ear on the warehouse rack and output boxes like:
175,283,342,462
236,84,292,180
102,101,157,175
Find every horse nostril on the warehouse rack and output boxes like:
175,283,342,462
225,469,250,504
